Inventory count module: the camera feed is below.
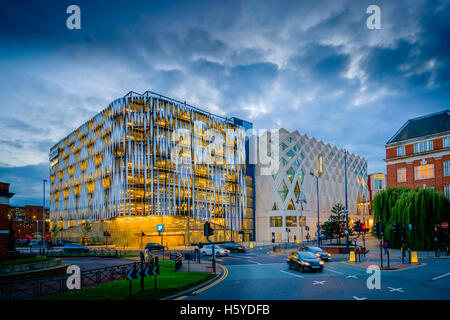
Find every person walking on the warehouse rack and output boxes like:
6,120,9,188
383,239,389,255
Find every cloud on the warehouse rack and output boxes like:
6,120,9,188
0,0,449,203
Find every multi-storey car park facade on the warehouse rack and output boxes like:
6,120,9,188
49,91,255,247
255,129,369,243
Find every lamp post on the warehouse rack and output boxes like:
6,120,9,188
43,179,47,250
344,149,349,253
295,191,307,246
310,171,320,246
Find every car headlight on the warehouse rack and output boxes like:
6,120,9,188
328,254,331,256
319,261,325,265
302,262,310,266
315,253,321,257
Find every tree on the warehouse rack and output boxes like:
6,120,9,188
324,203,347,244
372,187,450,250
81,222,92,237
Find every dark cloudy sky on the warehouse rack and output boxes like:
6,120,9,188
0,0,449,206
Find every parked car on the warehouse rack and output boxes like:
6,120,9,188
29,239,41,247
304,246,331,262
220,243,246,253
54,240,73,246
145,243,167,251
63,243,89,253
287,251,324,272
201,245,230,257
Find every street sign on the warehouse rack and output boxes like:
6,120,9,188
127,268,138,280
152,265,160,276
441,222,448,229
157,224,164,232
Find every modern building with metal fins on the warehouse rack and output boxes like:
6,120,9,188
49,91,255,247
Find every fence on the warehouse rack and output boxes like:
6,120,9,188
18,247,130,258
0,262,135,300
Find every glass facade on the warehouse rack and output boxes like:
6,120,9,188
49,91,254,245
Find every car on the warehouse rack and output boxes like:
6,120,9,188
145,243,167,251
201,245,230,257
287,251,324,272
63,243,89,253
29,239,41,247
305,246,331,261
54,240,73,246
220,242,246,253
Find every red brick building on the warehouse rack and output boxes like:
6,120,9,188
9,205,50,240
0,182,15,260
385,110,450,198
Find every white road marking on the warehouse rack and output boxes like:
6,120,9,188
353,296,367,300
313,280,326,285
280,270,304,278
247,260,262,265
387,287,405,293
326,268,344,275
431,273,450,281
346,275,358,279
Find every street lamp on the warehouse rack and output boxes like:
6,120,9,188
310,171,321,246
295,191,307,246
43,179,47,251
343,149,349,253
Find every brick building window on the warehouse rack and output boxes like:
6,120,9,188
444,137,450,148
445,186,450,199
270,216,283,227
414,164,434,180
444,161,450,177
397,146,405,157
397,168,406,183
374,179,383,190
414,141,433,153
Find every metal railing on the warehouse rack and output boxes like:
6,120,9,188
0,262,135,300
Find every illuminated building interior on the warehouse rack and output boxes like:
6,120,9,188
49,91,254,247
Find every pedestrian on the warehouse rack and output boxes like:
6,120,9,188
306,233,310,242
383,239,389,255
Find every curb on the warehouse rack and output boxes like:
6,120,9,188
161,263,228,300
340,261,427,271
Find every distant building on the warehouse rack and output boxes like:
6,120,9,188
367,173,386,218
385,110,450,198
9,205,50,240
0,182,14,260
255,129,368,243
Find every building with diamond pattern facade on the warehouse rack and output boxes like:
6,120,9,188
255,128,368,243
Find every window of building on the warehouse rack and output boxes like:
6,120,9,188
445,185,450,199
414,140,433,153
397,168,406,183
374,179,383,190
397,146,405,157
270,216,283,227
414,164,434,180
286,216,297,227
444,161,450,177
444,137,450,148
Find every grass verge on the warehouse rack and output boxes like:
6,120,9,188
41,260,215,300
0,256,54,266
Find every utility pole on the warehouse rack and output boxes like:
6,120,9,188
310,172,320,246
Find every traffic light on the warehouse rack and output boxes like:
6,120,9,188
203,222,214,237
393,223,398,234
374,222,382,237
361,224,367,232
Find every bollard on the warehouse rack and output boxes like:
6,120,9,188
387,250,390,268
411,251,418,263
349,251,356,262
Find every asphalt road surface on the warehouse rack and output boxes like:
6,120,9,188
186,247,450,300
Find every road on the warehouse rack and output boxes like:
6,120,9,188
185,246,450,300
